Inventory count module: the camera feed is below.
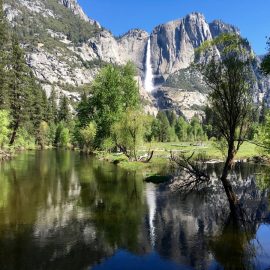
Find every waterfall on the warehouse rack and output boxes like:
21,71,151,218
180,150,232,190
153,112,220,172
144,38,154,93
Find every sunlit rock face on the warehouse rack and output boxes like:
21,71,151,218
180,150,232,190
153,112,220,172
3,1,270,118
151,13,213,80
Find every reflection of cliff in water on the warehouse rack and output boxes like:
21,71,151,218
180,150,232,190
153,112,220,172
0,151,148,269
148,162,270,269
0,151,269,269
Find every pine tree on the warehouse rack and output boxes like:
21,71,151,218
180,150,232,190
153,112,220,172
8,36,32,145
30,76,45,142
156,111,170,142
47,86,58,124
58,93,71,123
77,91,90,127
0,0,10,109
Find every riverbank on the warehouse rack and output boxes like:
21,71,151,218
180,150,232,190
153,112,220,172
0,149,13,161
96,141,264,173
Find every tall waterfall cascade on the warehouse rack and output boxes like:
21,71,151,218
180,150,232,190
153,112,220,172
144,38,154,93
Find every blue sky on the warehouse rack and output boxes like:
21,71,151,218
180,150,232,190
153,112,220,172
78,0,270,55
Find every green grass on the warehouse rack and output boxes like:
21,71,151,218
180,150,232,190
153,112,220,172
144,141,259,159
96,141,260,173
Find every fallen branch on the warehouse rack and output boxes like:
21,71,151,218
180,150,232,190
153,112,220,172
170,151,211,192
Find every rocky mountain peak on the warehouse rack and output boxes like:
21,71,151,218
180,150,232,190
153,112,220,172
57,0,99,26
209,19,240,38
120,29,149,40
3,1,270,120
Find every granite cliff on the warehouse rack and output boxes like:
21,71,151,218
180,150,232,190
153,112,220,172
3,0,270,119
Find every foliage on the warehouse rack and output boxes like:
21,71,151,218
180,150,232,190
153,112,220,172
112,110,150,161
13,127,35,149
154,111,171,142
196,34,254,155
55,122,70,148
0,110,10,148
257,113,270,154
36,121,50,149
80,121,97,152
101,137,115,153
58,93,71,123
261,38,270,75
77,62,140,147
170,33,255,213
175,117,189,141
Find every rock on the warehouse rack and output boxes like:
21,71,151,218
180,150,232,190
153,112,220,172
3,1,270,118
151,13,213,81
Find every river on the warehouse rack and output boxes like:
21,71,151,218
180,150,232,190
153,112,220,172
0,150,269,269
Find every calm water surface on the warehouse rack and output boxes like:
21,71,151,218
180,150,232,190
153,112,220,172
0,150,270,270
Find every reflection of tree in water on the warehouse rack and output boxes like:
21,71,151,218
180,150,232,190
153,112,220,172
0,150,147,269
152,163,270,269
77,154,147,253
209,214,258,270
0,153,270,269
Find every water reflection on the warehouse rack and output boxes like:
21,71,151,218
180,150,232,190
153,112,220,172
0,151,269,269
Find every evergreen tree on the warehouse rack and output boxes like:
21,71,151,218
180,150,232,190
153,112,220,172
58,93,71,123
47,87,58,124
175,117,188,141
165,110,177,127
261,38,270,75
76,91,90,128
8,36,32,145
156,111,171,142
0,0,9,109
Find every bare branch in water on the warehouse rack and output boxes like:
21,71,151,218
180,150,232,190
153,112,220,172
170,151,211,192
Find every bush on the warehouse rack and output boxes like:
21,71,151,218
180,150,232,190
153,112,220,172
0,110,10,148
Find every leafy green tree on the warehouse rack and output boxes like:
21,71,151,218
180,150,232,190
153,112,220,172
0,110,10,148
101,137,115,153
257,113,270,154
121,61,140,109
112,110,150,161
85,63,140,146
59,127,70,148
80,121,97,152
190,116,204,141
14,127,35,149
196,34,254,214
55,122,70,148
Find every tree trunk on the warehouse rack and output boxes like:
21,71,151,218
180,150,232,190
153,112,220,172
220,145,239,216
9,120,19,145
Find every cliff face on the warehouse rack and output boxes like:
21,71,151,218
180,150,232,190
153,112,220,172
151,13,213,81
3,1,270,119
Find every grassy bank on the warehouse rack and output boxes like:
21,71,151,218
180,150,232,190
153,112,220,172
97,141,261,173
